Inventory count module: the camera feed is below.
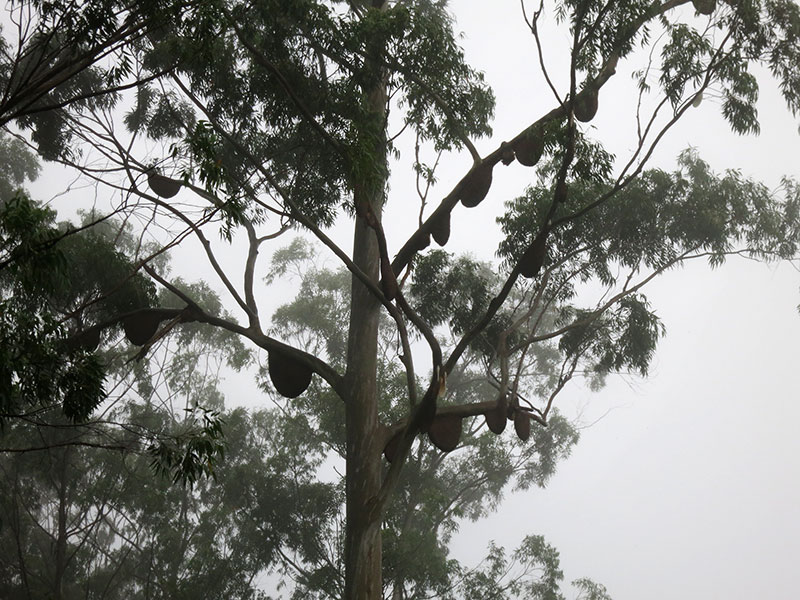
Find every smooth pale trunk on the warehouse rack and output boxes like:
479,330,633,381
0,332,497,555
344,4,389,597
343,214,383,599
343,62,389,600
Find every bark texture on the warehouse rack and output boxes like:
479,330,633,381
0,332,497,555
343,215,383,599
343,19,389,595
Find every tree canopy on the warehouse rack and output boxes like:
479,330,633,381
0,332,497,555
1,1,799,599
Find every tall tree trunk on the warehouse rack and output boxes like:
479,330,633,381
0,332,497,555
344,12,389,594
343,212,384,600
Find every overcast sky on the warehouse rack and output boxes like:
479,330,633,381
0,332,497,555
439,3,800,599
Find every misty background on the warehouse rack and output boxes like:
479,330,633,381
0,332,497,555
18,2,800,598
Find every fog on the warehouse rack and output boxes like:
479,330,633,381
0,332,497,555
10,2,799,598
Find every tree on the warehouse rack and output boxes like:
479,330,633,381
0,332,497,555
3,1,800,599
0,134,108,429
0,403,273,599
1,245,607,599
0,147,237,482
0,0,191,136
0,279,255,599
0,373,602,600
260,244,585,598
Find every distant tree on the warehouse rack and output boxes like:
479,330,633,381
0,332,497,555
1,249,604,599
0,407,266,600
3,2,800,599
0,134,39,199
573,578,614,600
0,300,253,600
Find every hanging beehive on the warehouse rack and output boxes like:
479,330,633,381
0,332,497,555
428,414,463,452
430,211,451,246
80,327,101,351
513,127,545,167
66,326,101,352
574,86,599,123
514,410,531,442
500,142,515,165
692,0,715,15
459,163,493,208
268,350,313,398
123,312,163,346
147,171,182,198
485,393,508,434
418,395,437,434
518,233,548,278
412,232,431,252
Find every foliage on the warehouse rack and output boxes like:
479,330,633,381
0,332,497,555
0,138,107,425
0,404,279,600
3,1,800,599
0,136,245,484
263,248,587,597
0,266,258,598
0,0,181,153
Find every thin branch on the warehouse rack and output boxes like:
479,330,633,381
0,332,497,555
528,0,563,103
